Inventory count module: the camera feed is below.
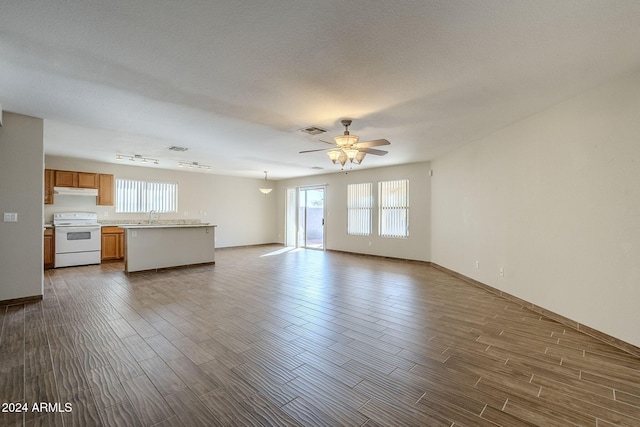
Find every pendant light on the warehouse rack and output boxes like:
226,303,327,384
259,171,273,195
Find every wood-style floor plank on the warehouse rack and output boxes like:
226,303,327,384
0,245,637,427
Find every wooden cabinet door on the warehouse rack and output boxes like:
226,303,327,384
44,169,54,204
98,174,114,206
55,170,78,187
101,227,124,261
101,233,119,260
117,233,124,259
44,229,54,268
78,172,98,188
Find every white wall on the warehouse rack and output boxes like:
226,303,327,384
431,71,640,347
45,156,277,248
276,162,431,261
0,112,44,301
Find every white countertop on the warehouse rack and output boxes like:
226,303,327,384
119,223,215,229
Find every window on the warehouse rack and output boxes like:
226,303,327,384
347,183,373,235
378,179,409,238
115,179,178,213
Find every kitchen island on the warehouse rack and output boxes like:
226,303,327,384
120,224,216,273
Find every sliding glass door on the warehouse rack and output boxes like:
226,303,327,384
284,186,326,250
285,188,297,247
298,186,325,249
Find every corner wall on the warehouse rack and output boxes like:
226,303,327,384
431,71,640,347
0,112,44,301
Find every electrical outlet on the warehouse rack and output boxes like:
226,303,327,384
499,267,504,277
475,260,480,269
131,231,137,238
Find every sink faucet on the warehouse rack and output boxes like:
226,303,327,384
148,210,156,224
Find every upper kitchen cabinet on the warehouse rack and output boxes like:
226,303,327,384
44,169,54,204
97,174,114,206
55,170,98,188
55,170,78,187
78,172,98,188
44,169,114,206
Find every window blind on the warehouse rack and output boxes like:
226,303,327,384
115,179,178,213
347,183,373,236
378,179,409,238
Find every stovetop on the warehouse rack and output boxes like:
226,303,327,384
53,212,100,226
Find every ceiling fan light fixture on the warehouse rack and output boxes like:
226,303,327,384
298,119,388,168
327,150,341,164
334,134,359,147
338,151,348,166
344,148,359,162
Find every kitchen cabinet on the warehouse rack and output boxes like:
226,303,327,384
101,226,124,260
97,174,114,206
55,170,78,187
55,170,98,188
44,228,54,268
78,172,98,188
44,169,54,204
45,169,114,205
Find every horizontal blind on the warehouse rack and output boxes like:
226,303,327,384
378,179,409,238
115,179,178,213
347,183,373,235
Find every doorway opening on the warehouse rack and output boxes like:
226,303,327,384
285,186,325,250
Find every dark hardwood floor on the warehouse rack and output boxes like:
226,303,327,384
2,245,639,426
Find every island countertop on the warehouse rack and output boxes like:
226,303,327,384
119,223,216,229
123,224,216,273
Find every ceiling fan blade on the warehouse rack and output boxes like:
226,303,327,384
299,148,333,153
319,139,337,146
357,139,390,148
361,148,388,156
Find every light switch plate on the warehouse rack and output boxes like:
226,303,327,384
3,213,17,222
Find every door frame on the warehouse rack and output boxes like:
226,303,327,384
285,185,326,250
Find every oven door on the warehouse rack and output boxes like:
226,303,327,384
55,226,102,253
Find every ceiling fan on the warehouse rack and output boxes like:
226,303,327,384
299,119,390,167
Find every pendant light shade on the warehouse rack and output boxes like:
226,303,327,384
327,150,341,164
259,171,273,195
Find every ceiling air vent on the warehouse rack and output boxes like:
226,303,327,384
299,126,327,135
168,146,189,152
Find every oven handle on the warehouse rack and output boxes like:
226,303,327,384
56,226,102,233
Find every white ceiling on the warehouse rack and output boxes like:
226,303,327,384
2,1,640,179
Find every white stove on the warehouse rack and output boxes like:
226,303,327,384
53,212,102,268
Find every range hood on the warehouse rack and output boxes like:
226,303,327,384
53,187,98,196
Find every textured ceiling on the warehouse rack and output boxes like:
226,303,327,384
2,0,640,179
